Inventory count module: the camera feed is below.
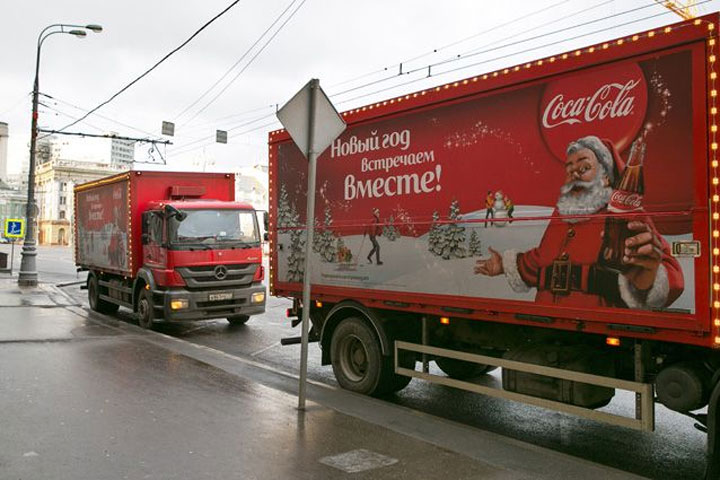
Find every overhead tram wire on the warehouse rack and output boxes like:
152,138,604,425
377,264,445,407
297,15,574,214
335,7,685,107
179,0,308,127
0,92,31,117
180,104,276,133
169,111,276,154
170,0,612,147
174,0,300,124
41,0,243,140
327,0,574,91
170,1,698,158
171,0,609,153
172,6,667,157
329,0,688,99
461,0,614,56
330,0,623,98
40,93,161,140
404,0,693,76
171,120,280,157
170,113,277,155
38,103,106,133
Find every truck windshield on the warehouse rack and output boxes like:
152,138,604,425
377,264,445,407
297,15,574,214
169,209,259,246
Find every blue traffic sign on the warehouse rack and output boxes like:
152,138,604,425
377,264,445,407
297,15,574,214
4,218,25,239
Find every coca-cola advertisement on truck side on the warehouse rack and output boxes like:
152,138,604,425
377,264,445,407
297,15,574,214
76,180,129,273
274,46,698,314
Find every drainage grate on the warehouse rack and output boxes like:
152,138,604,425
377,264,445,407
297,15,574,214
319,449,398,473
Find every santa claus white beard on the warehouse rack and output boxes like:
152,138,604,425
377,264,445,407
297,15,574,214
556,176,611,223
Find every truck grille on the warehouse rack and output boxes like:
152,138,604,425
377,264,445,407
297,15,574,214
176,263,256,289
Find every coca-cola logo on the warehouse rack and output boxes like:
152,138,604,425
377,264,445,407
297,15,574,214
609,190,643,211
540,63,647,161
542,79,640,129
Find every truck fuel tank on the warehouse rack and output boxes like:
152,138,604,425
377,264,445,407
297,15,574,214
502,344,615,409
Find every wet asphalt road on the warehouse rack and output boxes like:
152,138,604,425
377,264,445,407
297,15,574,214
21,245,708,480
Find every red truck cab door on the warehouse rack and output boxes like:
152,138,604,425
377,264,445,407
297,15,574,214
142,211,167,268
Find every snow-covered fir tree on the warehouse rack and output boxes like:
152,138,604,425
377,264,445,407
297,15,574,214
311,216,322,253
277,184,294,228
428,211,444,256
382,215,400,241
286,203,305,282
316,207,337,262
468,230,482,257
441,200,466,259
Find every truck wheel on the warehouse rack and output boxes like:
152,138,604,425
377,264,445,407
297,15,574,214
137,289,155,329
436,357,495,380
87,275,119,314
330,316,411,396
227,315,250,326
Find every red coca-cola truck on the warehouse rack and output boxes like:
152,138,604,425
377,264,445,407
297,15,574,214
269,13,720,476
74,170,266,328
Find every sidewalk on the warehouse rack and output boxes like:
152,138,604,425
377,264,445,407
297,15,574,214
0,280,646,480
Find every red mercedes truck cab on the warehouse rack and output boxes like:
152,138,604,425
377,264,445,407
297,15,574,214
75,171,267,328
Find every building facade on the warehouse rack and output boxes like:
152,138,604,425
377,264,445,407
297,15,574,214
0,180,26,238
235,164,268,211
35,159,121,245
110,136,135,167
0,122,8,183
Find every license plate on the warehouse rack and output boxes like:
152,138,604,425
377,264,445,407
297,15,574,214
208,292,233,301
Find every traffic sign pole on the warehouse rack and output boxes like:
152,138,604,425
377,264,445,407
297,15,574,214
9,240,15,275
297,79,320,411
277,78,346,411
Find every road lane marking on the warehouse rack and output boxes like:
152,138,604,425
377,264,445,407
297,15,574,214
250,341,281,357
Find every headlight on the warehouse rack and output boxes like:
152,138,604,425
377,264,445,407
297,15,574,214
251,292,265,304
170,298,189,310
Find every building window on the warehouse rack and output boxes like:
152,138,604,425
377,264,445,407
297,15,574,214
59,196,66,205
59,210,66,220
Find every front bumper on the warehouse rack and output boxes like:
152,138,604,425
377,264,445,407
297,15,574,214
157,284,266,321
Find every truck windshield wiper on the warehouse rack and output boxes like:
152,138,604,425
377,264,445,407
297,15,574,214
187,244,212,251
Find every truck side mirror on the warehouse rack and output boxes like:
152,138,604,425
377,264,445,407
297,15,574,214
263,211,269,230
263,232,269,242
164,204,186,222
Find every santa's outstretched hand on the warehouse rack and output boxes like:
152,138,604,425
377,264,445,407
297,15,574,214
621,220,662,291
475,247,504,276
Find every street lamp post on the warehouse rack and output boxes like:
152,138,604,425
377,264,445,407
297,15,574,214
18,23,102,287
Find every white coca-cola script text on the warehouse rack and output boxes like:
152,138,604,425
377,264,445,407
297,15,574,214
542,79,640,129
609,190,643,210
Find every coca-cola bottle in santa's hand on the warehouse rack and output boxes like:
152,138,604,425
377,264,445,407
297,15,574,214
598,138,646,272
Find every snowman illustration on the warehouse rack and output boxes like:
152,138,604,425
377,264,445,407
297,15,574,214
493,191,509,227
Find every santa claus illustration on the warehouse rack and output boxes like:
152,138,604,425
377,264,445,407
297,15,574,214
474,135,683,309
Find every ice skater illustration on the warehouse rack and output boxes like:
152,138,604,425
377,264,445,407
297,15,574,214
365,208,383,265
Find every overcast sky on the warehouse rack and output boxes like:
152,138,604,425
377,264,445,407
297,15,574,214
1,0,718,174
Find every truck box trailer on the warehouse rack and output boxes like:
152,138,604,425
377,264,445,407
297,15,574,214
75,170,266,328
269,13,720,477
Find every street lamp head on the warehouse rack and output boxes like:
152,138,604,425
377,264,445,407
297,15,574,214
84,24,103,33
68,29,87,37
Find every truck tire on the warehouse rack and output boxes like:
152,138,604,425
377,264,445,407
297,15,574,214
330,316,411,396
227,315,250,326
436,357,495,380
137,289,155,329
88,275,119,315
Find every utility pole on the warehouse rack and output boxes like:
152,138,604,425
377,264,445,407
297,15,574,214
18,23,102,287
